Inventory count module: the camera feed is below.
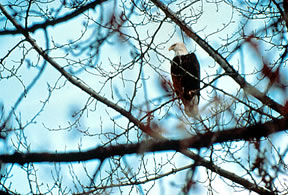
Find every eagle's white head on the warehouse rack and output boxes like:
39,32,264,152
168,42,189,56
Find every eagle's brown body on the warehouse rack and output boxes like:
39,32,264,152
171,53,200,102
169,43,200,117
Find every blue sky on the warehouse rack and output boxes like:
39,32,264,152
0,1,287,194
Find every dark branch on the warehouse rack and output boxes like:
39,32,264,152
1,116,284,195
150,0,286,116
0,4,282,195
182,150,275,195
0,3,163,139
1,116,287,164
0,0,108,35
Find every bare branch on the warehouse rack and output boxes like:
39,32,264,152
1,115,285,194
0,4,163,139
0,1,287,194
0,0,109,35
150,0,286,116
1,116,287,164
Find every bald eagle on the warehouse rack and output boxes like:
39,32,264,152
168,42,200,118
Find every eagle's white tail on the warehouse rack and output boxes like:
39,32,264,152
184,96,200,119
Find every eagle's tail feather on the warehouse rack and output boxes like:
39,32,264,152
184,96,200,119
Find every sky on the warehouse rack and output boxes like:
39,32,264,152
0,0,287,194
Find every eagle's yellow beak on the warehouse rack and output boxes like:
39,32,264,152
168,45,174,51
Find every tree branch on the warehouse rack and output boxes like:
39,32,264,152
0,0,108,35
0,4,282,195
81,157,273,195
1,116,285,194
182,150,275,195
0,3,163,139
1,116,287,165
150,0,286,116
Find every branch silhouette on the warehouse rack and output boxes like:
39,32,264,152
0,3,163,139
1,116,287,164
0,3,283,195
1,116,285,194
0,0,108,35
150,0,286,116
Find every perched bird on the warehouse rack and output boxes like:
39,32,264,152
168,42,200,118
